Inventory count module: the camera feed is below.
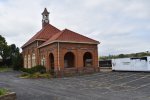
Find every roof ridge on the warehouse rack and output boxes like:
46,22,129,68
38,28,99,48
47,24,60,31
48,29,66,41
51,30,63,40
21,24,60,48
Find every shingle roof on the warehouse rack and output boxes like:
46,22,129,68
39,29,100,48
21,24,60,48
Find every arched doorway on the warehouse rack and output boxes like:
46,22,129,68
49,53,54,75
83,52,93,67
64,52,75,68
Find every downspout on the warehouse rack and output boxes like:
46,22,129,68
58,42,60,71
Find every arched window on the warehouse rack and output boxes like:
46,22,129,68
41,55,45,66
64,52,75,68
49,53,54,75
24,55,27,68
32,54,36,67
28,55,31,68
43,57,45,66
83,52,93,67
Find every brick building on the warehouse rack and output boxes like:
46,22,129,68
21,8,100,75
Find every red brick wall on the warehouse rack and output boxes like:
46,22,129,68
63,43,98,73
39,42,99,73
22,40,45,68
39,43,58,71
22,41,99,74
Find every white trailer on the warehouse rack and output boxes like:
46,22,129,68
147,56,150,70
112,56,150,71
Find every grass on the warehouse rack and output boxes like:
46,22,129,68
0,66,12,72
0,88,9,96
20,72,52,79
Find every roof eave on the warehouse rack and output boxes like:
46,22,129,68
38,40,100,48
21,39,46,49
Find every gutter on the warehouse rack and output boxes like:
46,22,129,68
38,40,100,48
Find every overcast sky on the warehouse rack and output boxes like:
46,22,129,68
0,0,150,56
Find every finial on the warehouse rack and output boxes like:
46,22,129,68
42,8,49,15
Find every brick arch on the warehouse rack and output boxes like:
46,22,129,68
83,52,93,67
49,53,55,74
64,52,75,68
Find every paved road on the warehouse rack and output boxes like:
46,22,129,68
0,71,150,100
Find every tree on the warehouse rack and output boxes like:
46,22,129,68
0,35,9,65
118,54,125,58
0,35,23,70
12,53,23,70
9,44,23,70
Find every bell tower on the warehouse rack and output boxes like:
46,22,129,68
42,8,49,28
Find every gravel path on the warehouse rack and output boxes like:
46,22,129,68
0,71,150,100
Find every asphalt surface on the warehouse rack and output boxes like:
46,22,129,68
0,71,150,100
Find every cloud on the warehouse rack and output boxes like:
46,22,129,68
0,0,149,56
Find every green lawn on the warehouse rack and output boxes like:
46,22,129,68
0,67,12,72
0,88,8,96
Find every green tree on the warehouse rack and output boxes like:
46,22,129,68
0,35,23,69
12,53,23,70
0,35,9,65
118,54,125,58
9,44,23,70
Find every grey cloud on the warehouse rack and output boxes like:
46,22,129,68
0,0,150,55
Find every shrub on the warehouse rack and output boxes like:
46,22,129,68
0,88,8,96
20,65,53,79
39,73,52,78
20,73,29,77
19,72,52,79
29,72,41,78
20,68,27,72
21,65,46,74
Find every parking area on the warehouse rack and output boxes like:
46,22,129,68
0,71,150,100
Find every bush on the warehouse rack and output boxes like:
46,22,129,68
20,65,52,79
39,73,52,78
0,88,8,96
20,73,29,77
21,65,46,74
30,72,41,78
19,72,52,79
